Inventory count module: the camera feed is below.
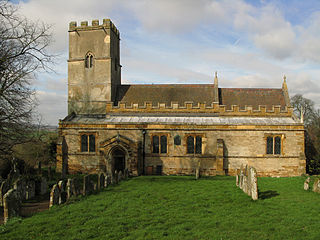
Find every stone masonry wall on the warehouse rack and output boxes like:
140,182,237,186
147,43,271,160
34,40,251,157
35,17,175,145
57,123,305,177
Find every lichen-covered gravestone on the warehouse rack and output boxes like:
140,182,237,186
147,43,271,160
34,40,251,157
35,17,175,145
49,184,60,207
312,178,320,193
0,180,10,207
104,174,109,188
66,178,76,200
3,189,21,223
304,177,310,190
249,167,258,200
97,173,104,190
83,175,94,196
13,178,26,200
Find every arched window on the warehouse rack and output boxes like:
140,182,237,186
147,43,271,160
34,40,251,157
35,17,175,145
174,135,181,145
85,52,93,68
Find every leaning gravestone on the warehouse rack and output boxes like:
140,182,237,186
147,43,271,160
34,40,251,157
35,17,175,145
49,184,60,207
304,177,310,190
3,189,21,223
0,180,10,207
66,178,76,200
58,180,66,192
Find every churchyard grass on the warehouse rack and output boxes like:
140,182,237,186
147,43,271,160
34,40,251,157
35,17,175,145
1,175,319,239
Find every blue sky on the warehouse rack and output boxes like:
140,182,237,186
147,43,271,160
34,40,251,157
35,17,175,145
13,0,320,125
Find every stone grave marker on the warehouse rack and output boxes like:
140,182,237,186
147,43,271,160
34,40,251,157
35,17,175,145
49,184,60,207
304,177,310,190
0,180,10,207
3,189,21,223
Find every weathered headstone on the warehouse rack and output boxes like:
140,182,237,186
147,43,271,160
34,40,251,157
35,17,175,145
3,189,21,223
195,167,200,180
313,178,320,193
58,180,65,192
114,170,118,184
0,180,10,207
59,191,67,204
249,167,258,200
304,177,310,191
26,180,35,200
83,175,94,196
49,184,60,207
66,178,76,200
118,171,123,183
236,169,240,187
13,178,26,200
104,174,109,188
97,173,105,190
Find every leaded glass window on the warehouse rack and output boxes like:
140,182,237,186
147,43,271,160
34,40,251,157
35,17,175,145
89,134,95,152
195,136,202,154
81,135,88,152
152,135,159,153
266,137,273,154
187,136,194,154
160,135,167,154
274,136,281,155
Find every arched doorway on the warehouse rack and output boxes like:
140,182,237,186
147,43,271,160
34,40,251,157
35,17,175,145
112,148,126,172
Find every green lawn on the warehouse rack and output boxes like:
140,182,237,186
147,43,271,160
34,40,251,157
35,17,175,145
1,176,320,240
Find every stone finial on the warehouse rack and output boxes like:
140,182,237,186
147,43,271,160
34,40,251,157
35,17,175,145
301,105,304,124
282,74,291,107
214,71,219,103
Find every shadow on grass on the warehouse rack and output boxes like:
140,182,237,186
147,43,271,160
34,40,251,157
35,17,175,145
259,190,279,200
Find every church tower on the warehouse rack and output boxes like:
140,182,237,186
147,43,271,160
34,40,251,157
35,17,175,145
68,19,121,114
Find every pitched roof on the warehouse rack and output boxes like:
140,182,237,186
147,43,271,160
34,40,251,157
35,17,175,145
116,84,216,106
220,88,287,110
115,84,287,110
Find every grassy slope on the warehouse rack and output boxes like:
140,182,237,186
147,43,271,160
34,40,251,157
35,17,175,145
1,176,319,240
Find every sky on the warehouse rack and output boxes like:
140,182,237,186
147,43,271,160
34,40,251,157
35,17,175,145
12,0,320,125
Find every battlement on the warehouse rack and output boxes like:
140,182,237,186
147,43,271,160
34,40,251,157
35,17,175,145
69,18,119,37
106,102,294,117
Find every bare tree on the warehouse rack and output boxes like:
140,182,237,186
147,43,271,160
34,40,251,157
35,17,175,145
290,94,315,125
0,0,54,160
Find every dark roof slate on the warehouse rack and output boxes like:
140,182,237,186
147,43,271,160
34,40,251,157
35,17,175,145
116,84,216,106
220,88,286,110
115,84,287,110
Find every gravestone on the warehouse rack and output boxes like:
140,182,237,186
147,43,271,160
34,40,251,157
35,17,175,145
0,180,10,207
249,167,258,200
304,177,310,191
104,174,109,188
114,170,118,184
195,167,200,180
313,178,320,193
58,180,66,192
97,173,105,190
124,169,129,179
236,169,240,187
49,184,60,207
3,189,21,223
13,177,26,200
67,178,76,200
118,171,123,182
59,191,67,204
26,180,35,200
83,175,94,196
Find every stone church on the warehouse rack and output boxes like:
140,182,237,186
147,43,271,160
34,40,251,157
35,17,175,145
56,19,306,177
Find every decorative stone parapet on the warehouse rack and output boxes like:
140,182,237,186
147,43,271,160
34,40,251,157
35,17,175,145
106,101,293,117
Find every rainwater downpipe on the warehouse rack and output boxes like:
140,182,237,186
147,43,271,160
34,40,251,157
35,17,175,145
142,129,146,175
